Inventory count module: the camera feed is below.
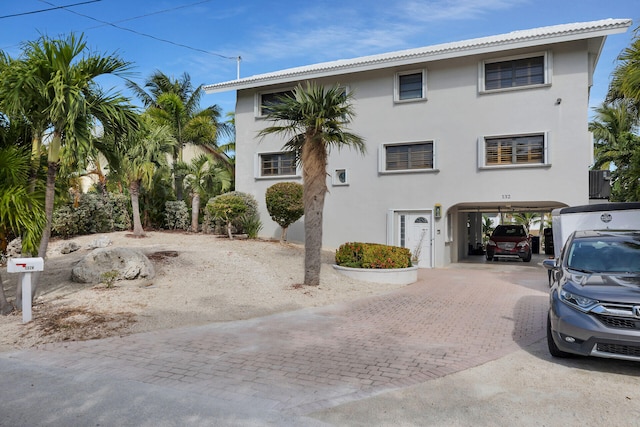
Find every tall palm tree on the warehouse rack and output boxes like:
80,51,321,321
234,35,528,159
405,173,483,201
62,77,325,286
608,29,640,108
0,50,49,193
109,118,177,237
182,153,232,232
0,145,45,314
21,34,138,258
589,100,640,201
3,34,137,306
127,71,231,200
259,82,365,286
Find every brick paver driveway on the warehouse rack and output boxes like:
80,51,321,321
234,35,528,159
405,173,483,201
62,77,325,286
1,260,549,422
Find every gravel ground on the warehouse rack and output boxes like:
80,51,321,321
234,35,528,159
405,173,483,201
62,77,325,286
0,231,405,351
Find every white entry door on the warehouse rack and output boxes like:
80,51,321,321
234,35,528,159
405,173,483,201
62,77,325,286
405,214,432,268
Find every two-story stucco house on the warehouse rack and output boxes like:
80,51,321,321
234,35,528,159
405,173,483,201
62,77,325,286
204,19,631,268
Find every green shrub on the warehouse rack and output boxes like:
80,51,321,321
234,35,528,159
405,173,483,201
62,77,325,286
335,242,412,269
52,205,81,239
164,200,190,230
207,194,247,239
240,214,263,239
52,192,123,238
265,182,304,241
108,193,132,231
203,191,259,235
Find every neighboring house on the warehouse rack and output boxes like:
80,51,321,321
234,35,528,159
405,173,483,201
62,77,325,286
204,19,632,268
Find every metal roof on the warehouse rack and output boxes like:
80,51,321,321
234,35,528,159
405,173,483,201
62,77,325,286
204,18,632,94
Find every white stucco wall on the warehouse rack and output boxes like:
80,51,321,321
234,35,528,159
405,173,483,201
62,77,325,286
233,40,596,267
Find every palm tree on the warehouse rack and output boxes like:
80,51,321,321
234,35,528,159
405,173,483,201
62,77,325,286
608,29,640,108
2,34,137,307
127,71,231,199
259,82,365,286
0,50,49,193
512,212,540,233
589,100,640,201
0,145,45,314
109,118,177,237
182,153,232,232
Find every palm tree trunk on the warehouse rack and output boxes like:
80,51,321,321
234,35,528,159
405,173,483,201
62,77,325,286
37,161,58,258
17,159,59,309
302,139,328,286
191,193,200,233
130,180,145,237
28,133,42,193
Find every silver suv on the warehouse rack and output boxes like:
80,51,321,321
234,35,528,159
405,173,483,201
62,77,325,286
543,230,640,361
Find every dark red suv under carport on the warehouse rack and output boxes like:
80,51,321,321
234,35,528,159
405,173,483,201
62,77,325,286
486,224,532,262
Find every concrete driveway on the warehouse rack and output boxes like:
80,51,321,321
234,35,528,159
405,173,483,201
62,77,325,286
1,260,638,426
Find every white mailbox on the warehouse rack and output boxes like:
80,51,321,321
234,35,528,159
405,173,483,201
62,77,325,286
7,257,44,273
6,257,44,323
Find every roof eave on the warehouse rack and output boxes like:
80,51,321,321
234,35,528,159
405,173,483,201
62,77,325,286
203,19,632,94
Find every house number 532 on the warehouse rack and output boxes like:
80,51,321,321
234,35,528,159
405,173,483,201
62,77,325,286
501,194,511,199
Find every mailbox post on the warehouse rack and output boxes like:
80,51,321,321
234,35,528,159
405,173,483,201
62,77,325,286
7,257,44,323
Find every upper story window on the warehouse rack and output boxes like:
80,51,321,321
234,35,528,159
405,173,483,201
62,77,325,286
395,69,426,102
257,151,297,178
255,89,294,117
480,52,550,92
480,133,548,168
381,141,436,173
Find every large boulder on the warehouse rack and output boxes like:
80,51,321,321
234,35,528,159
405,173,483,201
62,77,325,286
71,247,155,284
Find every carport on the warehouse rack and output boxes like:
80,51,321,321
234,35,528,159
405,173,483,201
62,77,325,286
448,201,567,264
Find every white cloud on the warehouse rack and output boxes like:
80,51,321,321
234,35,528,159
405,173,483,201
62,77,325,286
239,0,528,67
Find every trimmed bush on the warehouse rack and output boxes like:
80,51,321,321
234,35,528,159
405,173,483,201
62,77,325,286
265,182,304,242
207,194,247,239
203,191,259,235
335,242,412,269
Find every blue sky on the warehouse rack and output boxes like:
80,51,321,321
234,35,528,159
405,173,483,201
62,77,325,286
1,0,638,118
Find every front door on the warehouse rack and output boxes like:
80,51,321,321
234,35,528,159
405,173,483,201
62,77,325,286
404,214,432,268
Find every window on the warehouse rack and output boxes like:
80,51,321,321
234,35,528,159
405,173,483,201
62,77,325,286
258,152,296,177
481,53,549,92
395,70,426,102
382,141,435,172
481,134,547,167
256,89,294,117
332,168,349,186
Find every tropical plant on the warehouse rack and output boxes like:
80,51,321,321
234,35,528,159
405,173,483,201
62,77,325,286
109,119,177,237
127,71,232,199
512,212,540,233
258,82,365,286
482,215,494,239
207,193,247,239
608,27,640,108
164,201,190,230
265,182,304,242
589,100,640,201
0,145,45,314
4,33,138,272
182,153,232,232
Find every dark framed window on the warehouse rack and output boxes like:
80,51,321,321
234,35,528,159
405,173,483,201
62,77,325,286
399,72,423,100
259,90,294,116
484,55,545,90
385,142,434,171
260,152,296,176
396,70,425,101
485,134,544,166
